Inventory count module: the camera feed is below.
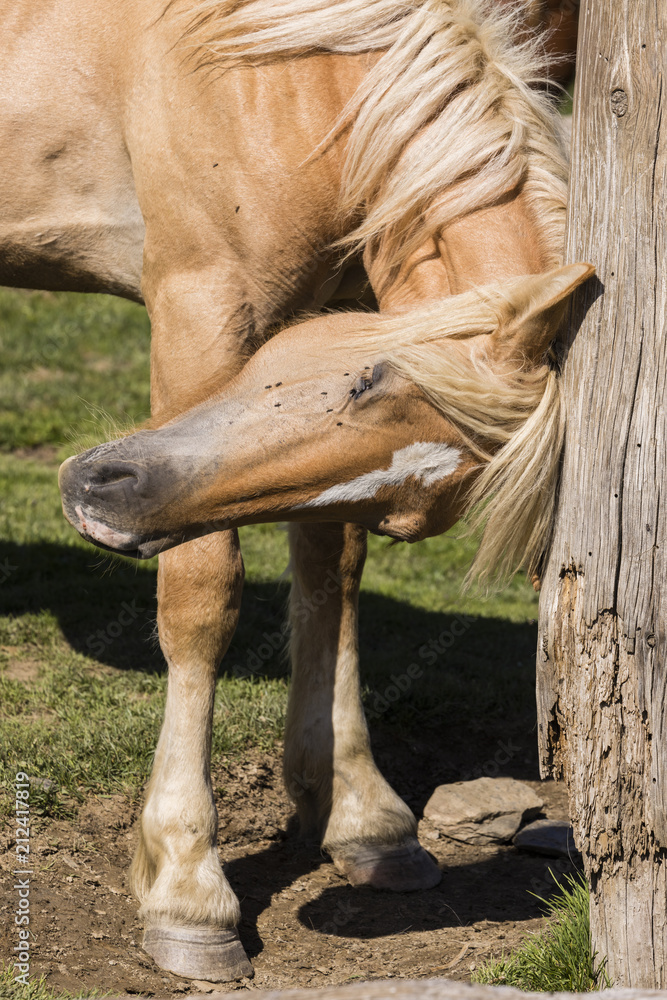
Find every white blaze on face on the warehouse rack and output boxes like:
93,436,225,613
298,442,462,509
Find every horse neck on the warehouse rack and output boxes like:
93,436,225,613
367,185,551,311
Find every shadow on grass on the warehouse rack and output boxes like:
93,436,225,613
0,538,537,686
0,535,543,787
0,536,539,721
0,537,541,781
0,539,164,672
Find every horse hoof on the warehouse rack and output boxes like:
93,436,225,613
331,836,442,891
143,925,253,981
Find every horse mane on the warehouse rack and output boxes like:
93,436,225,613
321,278,563,585
171,0,569,584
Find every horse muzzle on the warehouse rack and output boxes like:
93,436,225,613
58,450,180,559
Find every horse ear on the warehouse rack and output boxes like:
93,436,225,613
490,262,595,365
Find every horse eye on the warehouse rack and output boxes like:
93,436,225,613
351,372,373,398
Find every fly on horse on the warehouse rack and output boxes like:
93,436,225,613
3,0,584,982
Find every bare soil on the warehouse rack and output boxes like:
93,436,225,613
0,738,578,998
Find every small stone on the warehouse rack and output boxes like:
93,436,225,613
513,818,580,858
424,777,544,845
191,981,217,993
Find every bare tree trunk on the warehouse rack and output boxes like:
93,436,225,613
538,0,667,987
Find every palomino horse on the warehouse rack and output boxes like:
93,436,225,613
4,0,581,982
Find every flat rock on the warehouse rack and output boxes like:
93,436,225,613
423,777,544,846
513,818,580,858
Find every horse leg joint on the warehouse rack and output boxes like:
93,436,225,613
329,836,442,892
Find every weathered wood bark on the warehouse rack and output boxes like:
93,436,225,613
538,0,667,987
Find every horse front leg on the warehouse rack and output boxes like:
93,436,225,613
285,522,441,891
129,259,260,980
131,530,253,981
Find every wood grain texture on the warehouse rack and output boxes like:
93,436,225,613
537,0,667,986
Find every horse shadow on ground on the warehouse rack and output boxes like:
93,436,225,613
224,836,582,958
0,537,539,690
0,537,543,782
2,538,568,937
0,538,164,668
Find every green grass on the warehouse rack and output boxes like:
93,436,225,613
0,289,151,454
0,964,106,1000
560,76,575,118
473,873,611,992
0,285,541,819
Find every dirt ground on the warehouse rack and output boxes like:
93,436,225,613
0,728,581,998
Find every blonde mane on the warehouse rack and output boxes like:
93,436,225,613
171,0,569,583
324,283,564,585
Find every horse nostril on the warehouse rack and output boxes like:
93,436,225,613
86,461,143,497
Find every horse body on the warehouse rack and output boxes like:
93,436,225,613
3,0,585,982
0,0,145,297
0,0,369,321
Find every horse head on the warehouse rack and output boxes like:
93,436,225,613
59,262,592,576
